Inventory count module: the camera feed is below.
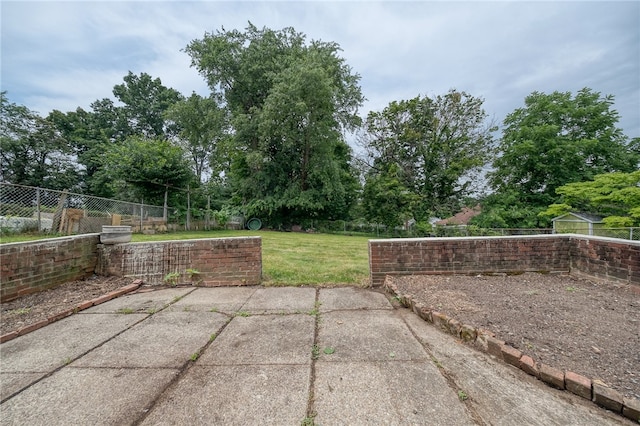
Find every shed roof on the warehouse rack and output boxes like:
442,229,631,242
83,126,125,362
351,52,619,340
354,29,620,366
551,212,604,223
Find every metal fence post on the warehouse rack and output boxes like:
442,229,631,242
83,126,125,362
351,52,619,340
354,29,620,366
36,187,41,231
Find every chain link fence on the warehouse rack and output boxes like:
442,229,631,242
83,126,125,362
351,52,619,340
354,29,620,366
3,182,639,241
1,182,169,235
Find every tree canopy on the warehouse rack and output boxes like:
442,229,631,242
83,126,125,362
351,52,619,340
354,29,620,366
359,90,495,219
186,23,364,225
478,88,638,227
539,171,640,226
1,92,78,191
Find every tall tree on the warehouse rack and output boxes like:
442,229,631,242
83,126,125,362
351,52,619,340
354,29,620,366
165,93,230,184
0,92,78,190
489,88,637,209
112,71,183,139
185,23,364,224
359,91,495,219
47,107,112,196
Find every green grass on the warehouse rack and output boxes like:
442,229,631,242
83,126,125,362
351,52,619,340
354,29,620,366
132,230,371,286
2,229,371,286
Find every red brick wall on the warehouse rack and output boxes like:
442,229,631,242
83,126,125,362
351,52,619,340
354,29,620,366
1,234,99,302
570,236,640,284
369,235,639,287
96,237,262,286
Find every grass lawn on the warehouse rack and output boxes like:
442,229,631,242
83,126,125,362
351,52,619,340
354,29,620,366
2,229,372,286
131,230,371,286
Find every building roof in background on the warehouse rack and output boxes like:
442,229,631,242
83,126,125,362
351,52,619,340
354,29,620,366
435,205,482,226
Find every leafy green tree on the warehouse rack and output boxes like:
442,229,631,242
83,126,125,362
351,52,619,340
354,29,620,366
478,88,638,228
47,107,113,196
186,23,364,224
165,93,231,184
112,71,183,139
0,92,78,190
539,171,640,226
489,88,637,208
359,91,495,219
96,136,194,205
362,164,418,229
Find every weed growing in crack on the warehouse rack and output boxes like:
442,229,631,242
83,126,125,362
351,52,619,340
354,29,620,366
311,345,320,360
431,355,443,369
117,307,134,314
210,333,217,342
458,390,468,401
164,272,180,287
301,413,317,426
234,311,250,317
190,352,200,361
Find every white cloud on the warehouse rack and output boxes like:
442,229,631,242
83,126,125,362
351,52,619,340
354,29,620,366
1,0,638,137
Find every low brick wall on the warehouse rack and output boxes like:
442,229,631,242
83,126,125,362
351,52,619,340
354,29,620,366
369,234,639,287
570,235,640,284
1,234,99,302
96,237,262,286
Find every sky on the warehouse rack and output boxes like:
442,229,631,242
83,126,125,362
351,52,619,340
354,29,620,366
2,1,639,140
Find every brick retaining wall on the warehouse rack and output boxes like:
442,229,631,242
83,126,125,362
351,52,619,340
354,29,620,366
1,234,99,302
96,237,262,286
369,234,639,287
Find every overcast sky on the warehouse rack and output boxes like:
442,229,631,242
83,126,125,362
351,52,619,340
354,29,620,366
2,1,639,139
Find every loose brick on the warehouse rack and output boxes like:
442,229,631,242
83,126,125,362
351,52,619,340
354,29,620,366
622,397,640,422
90,293,115,305
565,371,591,400
519,355,539,378
17,319,49,336
48,309,75,323
431,311,449,332
0,331,19,343
501,344,522,367
447,318,462,337
460,323,477,342
486,336,505,360
539,364,565,389
593,382,623,413
418,306,432,323
77,300,93,310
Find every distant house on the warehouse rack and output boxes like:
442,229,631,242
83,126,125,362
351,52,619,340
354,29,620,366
551,212,604,235
435,205,482,227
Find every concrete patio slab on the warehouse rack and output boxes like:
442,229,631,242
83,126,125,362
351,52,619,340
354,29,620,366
1,367,178,425
169,286,257,313
198,314,315,365
1,287,633,425
140,365,310,425
240,286,316,313
73,311,229,368
82,287,194,314
0,313,146,372
399,309,630,425
0,372,44,401
313,360,475,425
319,286,393,311
317,310,428,362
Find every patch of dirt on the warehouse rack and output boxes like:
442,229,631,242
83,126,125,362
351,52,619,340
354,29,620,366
1,275,135,336
392,273,640,401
